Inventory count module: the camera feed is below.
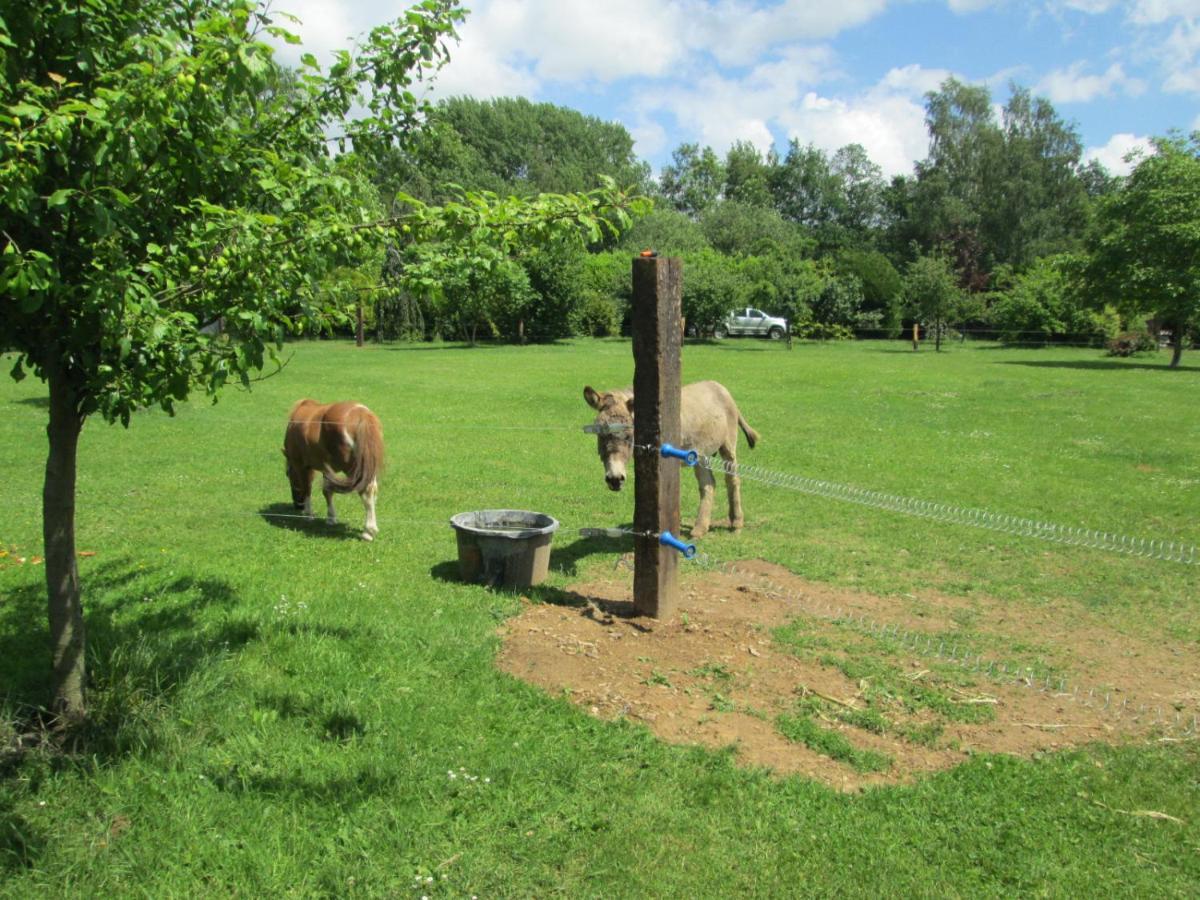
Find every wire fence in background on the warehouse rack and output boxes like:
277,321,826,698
701,455,1200,566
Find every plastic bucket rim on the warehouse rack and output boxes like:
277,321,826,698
449,509,560,540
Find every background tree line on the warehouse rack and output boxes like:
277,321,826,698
358,84,1197,363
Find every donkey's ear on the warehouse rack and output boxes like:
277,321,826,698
583,386,602,409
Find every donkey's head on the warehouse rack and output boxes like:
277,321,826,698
282,449,310,509
584,386,634,492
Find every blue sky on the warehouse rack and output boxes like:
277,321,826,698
274,1,1200,177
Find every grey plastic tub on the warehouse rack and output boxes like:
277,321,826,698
449,510,560,588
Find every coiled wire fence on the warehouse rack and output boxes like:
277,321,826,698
700,455,1200,565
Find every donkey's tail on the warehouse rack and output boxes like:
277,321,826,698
323,409,384,494
738,411,758,450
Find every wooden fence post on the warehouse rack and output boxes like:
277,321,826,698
631,256,683,619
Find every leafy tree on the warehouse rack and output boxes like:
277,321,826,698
681,248,749,334
836,249,902,334
990,254,1114,344
660,143,724,218
1083,134,1200,367
394,180,648,344
618,206,710,256
908,79,1090,283
770,140,845,243
989,86,1088,269
390,95,651,201
811,273,865,328
902,252,964,351
737,252,823,327
830,143,885,238
0,0,644,719
723,140,774,207
699,200,794,257
516,243,588,342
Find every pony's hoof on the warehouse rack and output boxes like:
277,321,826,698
361,531,375,542
731,520,744,532
691,526,709,539
326,517,337,526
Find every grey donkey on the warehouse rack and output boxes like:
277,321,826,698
583,380,758,537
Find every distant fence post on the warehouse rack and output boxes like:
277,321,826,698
631,255,683,619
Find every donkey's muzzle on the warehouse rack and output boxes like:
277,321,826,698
605,474,625,491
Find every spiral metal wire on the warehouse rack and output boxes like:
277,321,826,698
702,456,1199,566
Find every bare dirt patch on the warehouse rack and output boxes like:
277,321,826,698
496,561,1200,791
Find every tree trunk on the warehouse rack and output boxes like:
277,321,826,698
356,301,364,347
1170,326,1184,368
935,319,943,352
44,365,86,722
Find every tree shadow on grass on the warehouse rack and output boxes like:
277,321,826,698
257,503,364,541
0,558,266,871
10,397,48,408
996,359,1200,373
0,558,259,759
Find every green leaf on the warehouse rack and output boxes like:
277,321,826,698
46,188,73,208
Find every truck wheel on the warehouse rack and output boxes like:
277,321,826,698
713,325,728,340
768,326,784,340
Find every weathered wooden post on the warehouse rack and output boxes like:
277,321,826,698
631,255,683,619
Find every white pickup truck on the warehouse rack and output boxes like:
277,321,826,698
714,307,788,340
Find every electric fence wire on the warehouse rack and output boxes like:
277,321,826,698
701,456,1200,566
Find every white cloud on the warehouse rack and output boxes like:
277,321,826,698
774,76,936,177
685,0,889,66
1128,1,1200,26
1035,61,1147,101
633,56,950,177
1084,132,1154,174
1056,0,1120,13
1159,18,1200,91
264,0,367,65
429,29,539,99
947,0,1000,12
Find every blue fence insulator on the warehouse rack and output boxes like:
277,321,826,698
658,530,697,559
660,443,699,467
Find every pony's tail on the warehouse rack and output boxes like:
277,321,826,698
738,411,758,449
323,410,384,494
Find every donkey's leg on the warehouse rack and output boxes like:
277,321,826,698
719,444,744,531
322,477,338,525
360,479,379,542
692,464,715,538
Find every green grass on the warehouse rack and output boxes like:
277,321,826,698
776,712,893,773
1,337,1199,896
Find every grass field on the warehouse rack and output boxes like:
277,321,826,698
2,337,1199,896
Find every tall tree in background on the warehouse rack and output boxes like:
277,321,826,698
770,140,845,242
911,78,1090,285
830,143,886,240
723,140,774,208
390,96,651,201
911,78,1000,288
660,142,725,218
989,86,1088,269
0,0,644,719
1084,134,1200,368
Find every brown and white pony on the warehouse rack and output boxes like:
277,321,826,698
283,399,384,541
